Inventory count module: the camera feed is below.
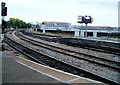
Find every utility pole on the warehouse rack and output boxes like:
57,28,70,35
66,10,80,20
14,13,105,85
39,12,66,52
1,2,7,51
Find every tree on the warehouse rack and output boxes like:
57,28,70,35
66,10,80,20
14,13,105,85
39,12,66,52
6,18,32,29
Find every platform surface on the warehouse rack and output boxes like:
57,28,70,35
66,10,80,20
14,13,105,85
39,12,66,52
1,51,104,84
75,36,120,44
2,51,63,83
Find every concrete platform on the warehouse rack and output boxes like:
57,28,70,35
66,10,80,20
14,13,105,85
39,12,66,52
2,51,104,84
75,37,119,44
24,30,120,51
27,30,119,44
2,52,63,83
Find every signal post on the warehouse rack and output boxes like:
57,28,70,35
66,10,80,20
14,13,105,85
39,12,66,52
1,2,7,51
78,15,93,37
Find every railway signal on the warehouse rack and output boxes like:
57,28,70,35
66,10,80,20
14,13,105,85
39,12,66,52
1,2,7,51
2,7,7,16
2,20,7,33
78,15,93,37
78,15,92,24
1,2,7,16
1,2,7,33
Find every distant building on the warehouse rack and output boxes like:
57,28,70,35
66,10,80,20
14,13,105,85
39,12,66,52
40,21,71,31
36,22,120,37
73,25,112,30
73,25,120,37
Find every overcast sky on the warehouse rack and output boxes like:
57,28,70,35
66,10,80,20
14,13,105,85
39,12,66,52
1,0,119,27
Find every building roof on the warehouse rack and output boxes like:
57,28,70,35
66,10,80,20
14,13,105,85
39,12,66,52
73,25,112,30
42,21,70,25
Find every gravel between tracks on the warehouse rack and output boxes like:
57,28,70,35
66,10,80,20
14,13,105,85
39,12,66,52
21,32,119,62
6,32,119,83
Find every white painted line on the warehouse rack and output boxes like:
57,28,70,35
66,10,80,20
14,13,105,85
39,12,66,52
67,77,81,82
16,60,67,83
16,56,80,77
15,56,103,83
12,31,20,39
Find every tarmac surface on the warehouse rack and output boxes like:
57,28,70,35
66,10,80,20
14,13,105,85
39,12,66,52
2,50,103,84
2,51,64,84
0,51,2,85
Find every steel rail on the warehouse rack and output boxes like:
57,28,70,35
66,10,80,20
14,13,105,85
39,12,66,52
4,34,119,85
22,30,120,56
16,32,120,71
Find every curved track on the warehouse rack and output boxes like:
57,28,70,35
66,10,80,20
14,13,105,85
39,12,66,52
22,30,120,56
4,30,120,84
16,31,120,71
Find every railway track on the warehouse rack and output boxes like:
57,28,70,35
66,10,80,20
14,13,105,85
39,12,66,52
4,31,119,84
16,32,120,71
22,30,120,56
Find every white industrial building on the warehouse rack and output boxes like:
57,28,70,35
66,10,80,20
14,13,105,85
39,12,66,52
74,26,119,37
36,21,119,37
40,21,72,31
